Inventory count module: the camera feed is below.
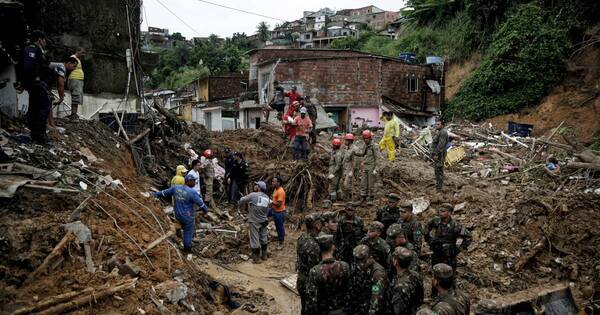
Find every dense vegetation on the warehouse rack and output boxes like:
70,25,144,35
331,0,600,121
146,33,257,89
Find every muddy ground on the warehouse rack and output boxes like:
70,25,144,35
1,115,599,314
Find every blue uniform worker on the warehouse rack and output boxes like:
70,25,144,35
153,173,208,254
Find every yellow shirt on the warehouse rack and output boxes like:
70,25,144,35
68,55,84,80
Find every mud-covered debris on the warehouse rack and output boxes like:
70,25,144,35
155,280,189,304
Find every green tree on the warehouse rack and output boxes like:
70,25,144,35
445,3,569,121
256,21,271,42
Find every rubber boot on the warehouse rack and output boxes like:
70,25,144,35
251,248,261,263
261,244,268,261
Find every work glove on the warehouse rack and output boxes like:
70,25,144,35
141,192,151,198
372,169,378,175
327,174,335,180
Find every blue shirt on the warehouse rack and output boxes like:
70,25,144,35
153,185,208,215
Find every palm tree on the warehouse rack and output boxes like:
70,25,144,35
256,21,271,42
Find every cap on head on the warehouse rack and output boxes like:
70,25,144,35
386,223,404,238
202,149,213,159
300,107,307,114
305,213,323,225
316,234,334,249
344,202,355,210
344,133,355,141
439,203,454,212
432,263,454,279
184,173,197,182
353,244,370,260
30,30,47,41
176,165,188,173
474,299,502,314
362,130,372,139
391,246,413,263
416,308,436,315
368,221,384,233
255,181,267,192
388,193,400,201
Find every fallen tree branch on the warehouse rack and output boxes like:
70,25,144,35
566,161,600,171
129,128,151,144
25,232,75,284
36,278,138,315
12,287,94,314
488,148,525,165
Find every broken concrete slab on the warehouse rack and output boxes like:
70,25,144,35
63,221,92,243
0,163,61,180
411,197,430,214
0,175,29,198
155,280,189,304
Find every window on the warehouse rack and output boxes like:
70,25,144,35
407,75,419,92
305,34,310,39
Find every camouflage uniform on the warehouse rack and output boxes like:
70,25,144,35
376,205,401,234
337,213,365,264
387,247,424,315
355,141,382,199
431,127,449,189
201,160,215,204
342,144,359,199
328,148,345,201
386,224,419,274
359,222,391,270
398,212,424,256
431,264,471,315
425,212,471,270
297,216,323,315
350,245,388,315
306,241,351,314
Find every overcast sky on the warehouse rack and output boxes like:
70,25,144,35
143,0,406,38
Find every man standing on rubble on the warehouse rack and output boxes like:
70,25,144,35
431,263,471,315
201,149,215,208
15,30,50,144
360,221,391,269
387,247,424,315
152,173,208,259
46,57,78,128
379,111,400,162
297,214,323,315
285,85,301,106
171,165,187,186
376,193,402,233
337,202,365,263
238,181,270,263
188,160,203,198
306,234,351,315
399,204,424,256
386,224,419,274
67,47,86,119
354,130,382,203
229,152,248,203
431,120,449,190
267,81,286,122
327,138,344,201
293,107,313,160
425,203,471,271
350,244,387,314
341,133,357,200
304,96,318,149
270,177,287,250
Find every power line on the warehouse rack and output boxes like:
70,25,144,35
194,0,286,22
153,0,203,36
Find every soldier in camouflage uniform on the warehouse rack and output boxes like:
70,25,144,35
425,203,472,271
296,214,323,315
431,263,471,315
431,120,449,190
342,133,358,200
328,138,345,201
398,204,424,256
387,247,424,315
386,224,419,273
337,203,365,263
359,221,391,269
350,245,387,315
319,211,344,261
376,193,402,233
354,130,382,203
306,234,351,315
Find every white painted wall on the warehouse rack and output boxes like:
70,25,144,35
201,107,222,131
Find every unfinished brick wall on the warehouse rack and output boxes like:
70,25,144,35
208,75,248,101
267,56,441,112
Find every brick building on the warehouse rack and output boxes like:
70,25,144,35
249,49,443,130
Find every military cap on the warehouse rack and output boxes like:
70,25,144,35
368,221,384,233
438,203,454,212
386,223,405,238
304,214,323,225
353,244,370,260
388,193,401,200
416,308,436,315
316,234,334,247
345,202,355,210
391,247,413,263
432,263,454,279
322,211,337,222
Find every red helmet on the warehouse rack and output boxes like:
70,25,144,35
344,133,355,141
362,130,372,139
332,138,342,148
202,149,213,159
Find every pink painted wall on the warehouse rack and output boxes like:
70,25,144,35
350,107,382,128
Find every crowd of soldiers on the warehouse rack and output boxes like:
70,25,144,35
296,199,472,315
